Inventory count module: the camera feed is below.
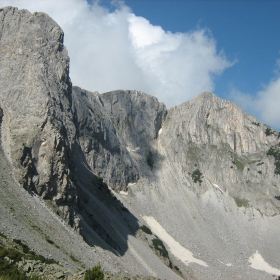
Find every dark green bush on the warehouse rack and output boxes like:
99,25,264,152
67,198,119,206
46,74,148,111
232,159,245,171
84,263,104,280
45,238,54,245
265,127,274,136
13,239,30,254
233,197,249,208
152,238,168,258
70,255,79,262
140,225,152,235
4,247,23,262
191,169,203,184
267,146,280,175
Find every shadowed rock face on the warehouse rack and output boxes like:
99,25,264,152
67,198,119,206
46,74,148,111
99,90,167,149
72,87,140,191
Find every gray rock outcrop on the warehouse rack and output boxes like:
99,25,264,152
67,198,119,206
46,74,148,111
0,6,80,225
72,87,140,191
99,90,166,149
159,92,280,215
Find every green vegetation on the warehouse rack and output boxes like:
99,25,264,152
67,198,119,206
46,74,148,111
0,241,44,279
191,169,203,184
70,255,79,263
0,264,26,280
140,225,152,235
84,263,104,280
233,197,249,208
232,158,245,171
97,177,103,182
174,265,180,272
152,238,168,258
13,239,30,254
252,121,260,126
45,238,54,245
256,161,264,166
265,127,274,136
45,237,59,249
267,146,280,175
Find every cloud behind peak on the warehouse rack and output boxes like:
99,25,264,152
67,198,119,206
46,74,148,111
1,0,233,107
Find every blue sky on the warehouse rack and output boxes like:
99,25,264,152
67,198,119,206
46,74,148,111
1,0,280,129
115,0,280,100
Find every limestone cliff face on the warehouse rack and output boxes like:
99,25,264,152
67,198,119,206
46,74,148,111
72,87,140,191
0,7,76,200
71,88,166,190
99,90,167,149
159,92,280,215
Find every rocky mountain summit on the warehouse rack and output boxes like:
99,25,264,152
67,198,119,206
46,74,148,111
1,6,280,280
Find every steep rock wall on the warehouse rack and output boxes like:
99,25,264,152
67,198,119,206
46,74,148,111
72,86,139,191
0,6,78,224
159,92,280,215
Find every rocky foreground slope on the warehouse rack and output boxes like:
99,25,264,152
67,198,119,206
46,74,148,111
0,6,280,280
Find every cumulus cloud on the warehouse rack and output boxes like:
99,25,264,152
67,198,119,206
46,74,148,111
231,69,280,130
0,0,233,107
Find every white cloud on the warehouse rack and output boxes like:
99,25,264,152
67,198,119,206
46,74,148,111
231,72,280,130
0,0,233,107
256,76,280,128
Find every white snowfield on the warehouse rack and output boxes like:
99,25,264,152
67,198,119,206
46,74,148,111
249,251,280,276
143,216,208,267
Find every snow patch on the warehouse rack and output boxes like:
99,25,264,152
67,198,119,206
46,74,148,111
126,147,140,152
249,251,280,276
158,128,162,135
143,216,208,267
212,183,224,194
119,191,128,196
